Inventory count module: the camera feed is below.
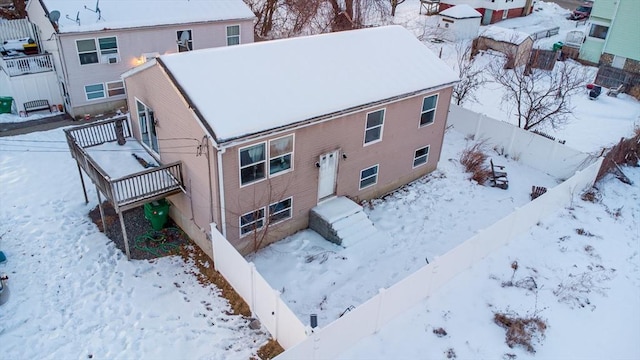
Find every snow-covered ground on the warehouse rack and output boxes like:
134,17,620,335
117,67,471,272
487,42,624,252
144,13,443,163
0,1,638,359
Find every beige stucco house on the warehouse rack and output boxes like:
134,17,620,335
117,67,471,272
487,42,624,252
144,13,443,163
122,25,459,256
25,0,255,118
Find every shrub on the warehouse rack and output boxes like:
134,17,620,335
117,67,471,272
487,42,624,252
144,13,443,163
460,142,492,184
494,312,547,353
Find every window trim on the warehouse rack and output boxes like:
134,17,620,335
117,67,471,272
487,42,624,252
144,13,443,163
359,164,379,190
502,9,509,20
239,142,267,187
226,24,241,46
177,29,193,52
268,197,293,225
84,83,105,100
76,38,98,65
588,23,609,40
419,94,439,128
135,98,159,154
413,145,430,168
106,80,125,97
268,134,294,177
239,207,266,237
363,108,385,146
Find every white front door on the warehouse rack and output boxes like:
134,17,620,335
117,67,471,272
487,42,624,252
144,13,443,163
317,150,339,201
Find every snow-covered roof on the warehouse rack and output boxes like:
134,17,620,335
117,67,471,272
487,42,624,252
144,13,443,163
157,25,459,142
40,0,255,34
479,25,532,45
440,4,482,19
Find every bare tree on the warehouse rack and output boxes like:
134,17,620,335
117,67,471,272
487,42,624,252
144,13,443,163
489,57,588,130
390,0,406,16
452,42,487,106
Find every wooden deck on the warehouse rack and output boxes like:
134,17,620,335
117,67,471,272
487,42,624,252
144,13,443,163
64,116,185,212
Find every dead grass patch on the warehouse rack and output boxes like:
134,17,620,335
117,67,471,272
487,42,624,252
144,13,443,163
460,142,492,184
254,339,285,360
494,312,547,353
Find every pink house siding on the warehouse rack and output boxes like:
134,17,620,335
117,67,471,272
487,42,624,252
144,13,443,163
123,64,221,256
220,87,453,253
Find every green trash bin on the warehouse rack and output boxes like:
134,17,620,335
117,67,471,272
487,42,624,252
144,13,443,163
0,97,13,114
552,42,563,51
144,199,170,230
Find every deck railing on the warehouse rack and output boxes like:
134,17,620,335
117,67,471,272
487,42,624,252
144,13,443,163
64,117,184,212
0,53,54,77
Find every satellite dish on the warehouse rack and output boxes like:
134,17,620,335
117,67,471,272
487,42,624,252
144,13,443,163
177,31,191,50
49,10,61,24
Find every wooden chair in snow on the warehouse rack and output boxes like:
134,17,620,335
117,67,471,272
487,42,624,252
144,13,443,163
530,186,547,200
489,159,508,190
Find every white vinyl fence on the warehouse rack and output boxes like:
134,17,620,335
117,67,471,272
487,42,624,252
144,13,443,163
447,104,598,179
210,226,307,349
275,106,603,359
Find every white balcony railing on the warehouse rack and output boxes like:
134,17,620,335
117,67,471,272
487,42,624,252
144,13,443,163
0,53,54,77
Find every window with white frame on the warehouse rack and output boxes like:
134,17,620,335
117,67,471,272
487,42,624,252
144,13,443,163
177,30,193,52
420,94,438,127
413,145,430,168
136,100,159,153
269,135,293,176
84,83,105,100
359,164,379,189
106,81,125,97
226,25,240,46
364,109,385,144
76,37,119,65
269,197,292,224
240,143,266,185
589,24,609,40
502,9,509,20
240,208,265,236
77,39,98,65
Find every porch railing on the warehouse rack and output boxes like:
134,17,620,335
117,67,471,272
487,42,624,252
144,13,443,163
64,117,185,212
0,53,54,77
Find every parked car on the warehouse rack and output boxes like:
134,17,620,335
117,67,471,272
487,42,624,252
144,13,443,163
567,2,593,20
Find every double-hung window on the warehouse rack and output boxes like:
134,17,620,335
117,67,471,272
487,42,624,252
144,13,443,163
77,39,99,65
413,146,430,167
269,197,292,224
240,208,265,236
84,83,105,100
364,109,384,145
240,143,266,185
226,25,240,46
98,37,118,62
269,135,293,176
359,165,379,189
106,81,125,97
420,94,438,127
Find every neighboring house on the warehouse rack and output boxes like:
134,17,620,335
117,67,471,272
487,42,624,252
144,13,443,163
437,4,482,41
121,25,459,256
1,18,62,115
24,0,255,118
475,25,533,67
439,0,535,25
578,0,640,93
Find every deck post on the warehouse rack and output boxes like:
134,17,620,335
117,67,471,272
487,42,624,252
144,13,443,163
77,163,89,204
96,187,106,233
118,211,131,260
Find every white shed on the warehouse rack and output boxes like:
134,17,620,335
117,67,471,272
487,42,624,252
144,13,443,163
438,4,482,41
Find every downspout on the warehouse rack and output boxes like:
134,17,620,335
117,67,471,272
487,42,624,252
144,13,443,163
216,145,228,237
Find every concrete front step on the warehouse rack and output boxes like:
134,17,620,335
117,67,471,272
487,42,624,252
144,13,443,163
309,196,380,247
